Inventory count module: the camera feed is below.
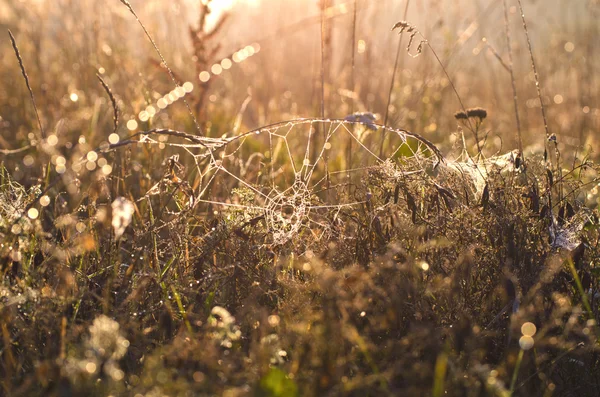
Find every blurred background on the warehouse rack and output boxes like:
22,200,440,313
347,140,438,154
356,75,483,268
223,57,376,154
0,0,599,179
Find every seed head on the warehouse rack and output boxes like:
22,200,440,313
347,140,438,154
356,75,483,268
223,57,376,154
454,107,488,121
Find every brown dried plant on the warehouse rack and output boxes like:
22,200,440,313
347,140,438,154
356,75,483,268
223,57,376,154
189,0,229,118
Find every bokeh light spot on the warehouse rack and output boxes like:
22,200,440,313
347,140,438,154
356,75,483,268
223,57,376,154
127,120,138,131
108,133,120,144
519,335,534,350
27,208,39,219
211,64,223,75
199,71,211,82
521,322,537,337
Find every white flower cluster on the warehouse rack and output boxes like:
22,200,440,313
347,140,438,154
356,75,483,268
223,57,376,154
63,315,130,383
208,306,241,349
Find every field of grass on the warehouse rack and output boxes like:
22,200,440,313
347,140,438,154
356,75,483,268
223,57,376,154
1,0,600,396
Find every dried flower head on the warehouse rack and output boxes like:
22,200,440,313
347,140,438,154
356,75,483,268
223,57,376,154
454,107,488,121
467,107,488,120
392,20,427,57
454,111,468,120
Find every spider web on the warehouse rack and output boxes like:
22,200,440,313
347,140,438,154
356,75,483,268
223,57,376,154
123,118,444,247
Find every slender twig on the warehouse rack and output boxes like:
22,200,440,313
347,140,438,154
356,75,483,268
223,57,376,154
383,30,404,129
384,0,411,127
320,0,330,188
118,0,203,136
392,21,479,156
517,0,562,201
350,0,357,116
504,0,523,157
516,0,549,143
8,30,45,139
320,0,327,119
485,42,510,72
380,0,410,157
0,146,32,155
347,0,358,169
96,74,119,134
429,38,481,158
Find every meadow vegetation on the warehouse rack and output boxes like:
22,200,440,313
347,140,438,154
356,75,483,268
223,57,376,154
1,0,600,395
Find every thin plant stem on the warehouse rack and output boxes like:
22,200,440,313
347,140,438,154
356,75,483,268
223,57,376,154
380,0,410,157
510,349,525,394
347,0,358,170
517,0,562,200
566,257,593,319
8,30,45,140
118,0,203,136
425,40,482,158
320,0,330,188
516,0,549,144
320,0,327,119
350,0,357,116
394,21,478,156
96,74,119,134
503,0,523,158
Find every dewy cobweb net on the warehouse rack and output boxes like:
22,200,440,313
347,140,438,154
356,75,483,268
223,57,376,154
110,118,444,247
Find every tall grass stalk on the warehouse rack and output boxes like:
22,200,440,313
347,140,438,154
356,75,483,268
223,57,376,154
432,351,448,397
96,73,119,134
515,0,549,145
503,0,523,158
380,0,410,157
346,0,358,169
516,0,563,200
566,257,593,319
8,30,45,140
393,21,479,157
320,0,327,119
320,0,331,187
350,0,357,116
118,0,203,136
509,349,525,394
